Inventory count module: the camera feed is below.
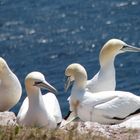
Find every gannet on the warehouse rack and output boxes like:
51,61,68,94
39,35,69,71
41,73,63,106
65,63,140,124
0,57,22,111
86,39,140,92
17,72,62,129
65,39,140,119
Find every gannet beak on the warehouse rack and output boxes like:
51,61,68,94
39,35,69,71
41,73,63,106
64,76,72,92
121,45,140,52
34,81,57,94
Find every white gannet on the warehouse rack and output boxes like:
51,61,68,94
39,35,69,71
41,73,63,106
65,39,140,120
17,72,62,129
0,57,22,111
65,63,140,124
86,39,140,92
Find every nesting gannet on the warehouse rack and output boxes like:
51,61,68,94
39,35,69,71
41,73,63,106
86,39,140,92
0,57,22,111
17,72,62,129
65,63,140,124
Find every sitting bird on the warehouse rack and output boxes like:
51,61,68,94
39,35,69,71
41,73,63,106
0,57,22,111
65,63,140,124
17,72,62,129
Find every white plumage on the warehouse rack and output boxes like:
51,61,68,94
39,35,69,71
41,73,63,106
65,63,140,124
0,57,22,111
118,114,140,129
86,39,140,92
17,72,62,129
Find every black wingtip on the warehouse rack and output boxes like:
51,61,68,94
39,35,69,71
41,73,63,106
64,111,72,120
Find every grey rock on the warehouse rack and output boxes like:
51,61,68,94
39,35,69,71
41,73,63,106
0,111,17,126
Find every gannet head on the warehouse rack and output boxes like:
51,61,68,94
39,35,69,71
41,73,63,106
99,39,140,66
0,57,9,74
25,71,57,94
65,63,87,92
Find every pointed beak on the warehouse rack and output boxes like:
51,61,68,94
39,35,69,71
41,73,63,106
34,81,57,94
121,45,140,52
64,76,71,92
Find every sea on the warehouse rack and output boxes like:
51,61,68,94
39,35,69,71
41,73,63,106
0,0,140,116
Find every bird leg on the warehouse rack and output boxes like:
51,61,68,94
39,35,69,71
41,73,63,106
71,100,80,116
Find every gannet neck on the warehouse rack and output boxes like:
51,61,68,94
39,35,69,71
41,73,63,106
74,72,87,89
99,45,117,67
27,89,44,108
100,56,115,69
25,74,43,104
99,58,116,90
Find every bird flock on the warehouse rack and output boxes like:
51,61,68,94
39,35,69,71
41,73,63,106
1,38,140,129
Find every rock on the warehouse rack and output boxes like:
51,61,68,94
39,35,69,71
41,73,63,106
60,120,140,140
0,111,17,126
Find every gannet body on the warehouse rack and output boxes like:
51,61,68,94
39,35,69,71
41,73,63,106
0,57,22,111
65,63,140,124
17,72,62,129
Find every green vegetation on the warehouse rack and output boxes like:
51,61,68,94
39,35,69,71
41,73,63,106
0,125,139,140
0,125,108,140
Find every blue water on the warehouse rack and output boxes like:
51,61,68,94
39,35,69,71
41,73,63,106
0,0,140,116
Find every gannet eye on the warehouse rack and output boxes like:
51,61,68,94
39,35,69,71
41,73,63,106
122,45,128,49
120,45,129,52
34,81,42,86
120,44,140,52
66,75,71,78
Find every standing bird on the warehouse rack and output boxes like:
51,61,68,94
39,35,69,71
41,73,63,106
17,72,62,129
65,63,140,124
0,57,22,111
86,39,140,92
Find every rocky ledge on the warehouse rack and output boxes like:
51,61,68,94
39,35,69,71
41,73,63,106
61,121,140,140
0,111,140,140
0,111,17,126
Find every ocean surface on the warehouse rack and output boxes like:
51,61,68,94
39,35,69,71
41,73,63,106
0,0,140,116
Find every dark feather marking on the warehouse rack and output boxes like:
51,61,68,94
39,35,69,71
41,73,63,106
112,108,140,120
64,111,72,120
